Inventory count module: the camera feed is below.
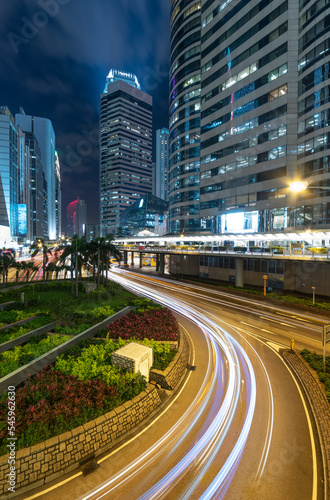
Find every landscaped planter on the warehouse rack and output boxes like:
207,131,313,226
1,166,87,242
0,323,55,354
0,384,161,497
0,316,39,332
149,330,189,390
0,302,17,311
0,307,133,394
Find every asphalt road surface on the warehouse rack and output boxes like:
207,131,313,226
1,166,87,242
18,270,326,500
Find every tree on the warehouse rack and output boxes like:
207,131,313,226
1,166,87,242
20,261,36,282
0,253,15,287
11,261,23,283
93,235,121,290
30,239,53,280
60,235,88,297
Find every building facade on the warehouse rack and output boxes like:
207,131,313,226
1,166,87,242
154,128,169,201
23,131,47,240
120,193,169,237
66,198,87,238
169,1,202,234
0,107,19,238
169,0,330,234
55,152,61,240
15,111,59,240
99,70,153,236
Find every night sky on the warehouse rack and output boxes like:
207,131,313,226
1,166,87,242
1,1,170,228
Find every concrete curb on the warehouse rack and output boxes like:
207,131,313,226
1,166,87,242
283,350,330,500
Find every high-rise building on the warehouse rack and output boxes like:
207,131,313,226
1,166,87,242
23,131,47,240
55,152,61,240
0,175,10,247
169,2,202,234
66,198,87,238
17,126,31,240
0,107,19,238
154,128,169,201
99,70,153,236
85,224,100,242
169,0,330,234
16,110,59,240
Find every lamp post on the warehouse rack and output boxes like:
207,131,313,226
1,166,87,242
311,286,316,305
290,181,330,192
263,274,268,296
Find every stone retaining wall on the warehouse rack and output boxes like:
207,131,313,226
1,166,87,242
0,384,161,498
283,350,330,499
149,330,189,390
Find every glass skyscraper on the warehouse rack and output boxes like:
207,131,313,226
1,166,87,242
100,70,153,236
169,0,330,234
15,112,58,240
0,107,19,238
154,128,170,202
169,1,202,234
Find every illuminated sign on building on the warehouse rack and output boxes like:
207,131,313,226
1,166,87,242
18,204,27,237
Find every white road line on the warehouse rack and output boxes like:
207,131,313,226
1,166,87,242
23,325,196,500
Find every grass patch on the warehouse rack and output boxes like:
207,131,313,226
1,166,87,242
0,282,135,327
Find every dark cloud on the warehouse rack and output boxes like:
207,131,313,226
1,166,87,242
1,0,170,227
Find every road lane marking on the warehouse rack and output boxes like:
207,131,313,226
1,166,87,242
23,325,197,500
263,347,318,500
240,322,258,328
261,329,276,335
266,342,282,352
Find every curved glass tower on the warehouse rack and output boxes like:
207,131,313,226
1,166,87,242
168,0,203,234
169,0,330,235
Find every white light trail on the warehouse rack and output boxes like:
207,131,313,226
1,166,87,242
81,270,258,500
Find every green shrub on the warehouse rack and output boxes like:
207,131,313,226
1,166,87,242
0,334,71,378
300,349,330,401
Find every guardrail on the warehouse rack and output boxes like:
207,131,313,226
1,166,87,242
119,247,330,259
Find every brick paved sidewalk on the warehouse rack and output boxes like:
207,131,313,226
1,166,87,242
283,349,330,499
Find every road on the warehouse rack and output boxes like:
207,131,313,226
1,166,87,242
19,269,326,500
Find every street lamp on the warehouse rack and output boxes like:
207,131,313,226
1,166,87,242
290,181,330,192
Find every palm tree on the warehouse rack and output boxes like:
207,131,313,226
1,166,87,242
45,261,57,281
20,261,36,282
93,235,121,290
30,239,53,280
0,253,15,287
60,235,88,297
11,261,23,283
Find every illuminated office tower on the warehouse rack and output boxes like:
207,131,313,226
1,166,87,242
0,107,19,238
16,111,58,239
169,0,330,234
100,70,153,236
23,131,47,240
66,198,87,238
154,128,169,201
66,198,86,237
169,1,202,234
55,152,61,239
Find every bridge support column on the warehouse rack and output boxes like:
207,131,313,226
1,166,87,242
139,253,143,268
156,254,160,272
159,253,165,274
124,251,128,265
235,258,244,287
131,251,134,266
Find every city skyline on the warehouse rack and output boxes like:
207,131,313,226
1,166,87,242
1,1,170,227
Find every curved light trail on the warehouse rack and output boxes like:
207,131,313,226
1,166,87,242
82,269,258,499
